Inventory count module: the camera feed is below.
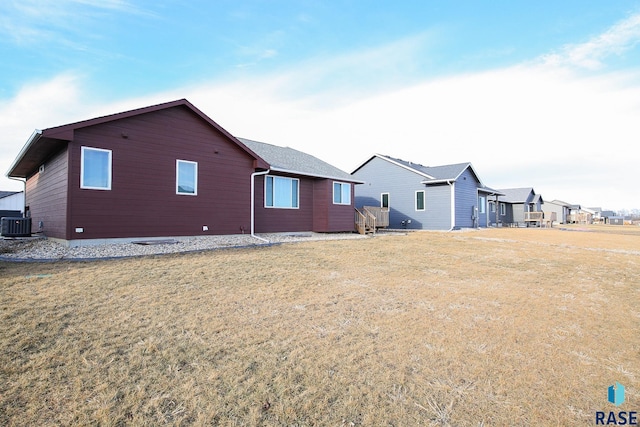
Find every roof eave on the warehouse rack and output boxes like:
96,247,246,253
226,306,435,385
420,178,455,185
6,129,43,178
270,166,364,184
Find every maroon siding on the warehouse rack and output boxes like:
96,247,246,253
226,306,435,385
25,147,69,240
65,105,256,239
253,174,314,233
254,175,355,233
313,180,356,232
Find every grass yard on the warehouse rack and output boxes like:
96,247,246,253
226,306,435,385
1,226,639,426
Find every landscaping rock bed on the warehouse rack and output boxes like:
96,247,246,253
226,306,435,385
0,232,367,261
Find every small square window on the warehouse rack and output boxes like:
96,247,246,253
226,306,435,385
81,147,112,190
333,182,351,205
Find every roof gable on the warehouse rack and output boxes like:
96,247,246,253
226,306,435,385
353,154,483,185
239,138,359,182
7,99,269,178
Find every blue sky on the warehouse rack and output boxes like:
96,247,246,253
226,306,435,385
2,1,640,210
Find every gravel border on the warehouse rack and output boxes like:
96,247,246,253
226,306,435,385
0,232,370,262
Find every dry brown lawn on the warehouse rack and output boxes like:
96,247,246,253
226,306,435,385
1,225,639,426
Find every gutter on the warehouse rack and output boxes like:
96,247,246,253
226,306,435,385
420,178,456,185
268,166,364,184
250,169,271,243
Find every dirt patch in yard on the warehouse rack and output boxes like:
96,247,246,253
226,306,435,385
1,226,638,425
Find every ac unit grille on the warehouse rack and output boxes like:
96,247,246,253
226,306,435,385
1,217,32,237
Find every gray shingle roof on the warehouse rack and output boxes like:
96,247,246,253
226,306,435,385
238,138,358,182
355,154,503,194
376,155,474,182
497,188,536,203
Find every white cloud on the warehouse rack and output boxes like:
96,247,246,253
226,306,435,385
179,62,640,210
2,17,640,210
0,0,155,46
542,13,640,70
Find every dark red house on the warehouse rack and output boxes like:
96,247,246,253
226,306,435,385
6,99,360,246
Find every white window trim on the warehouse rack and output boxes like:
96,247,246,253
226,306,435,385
415,190,425,211
381,192,390,209
265,175,300,209
80,146,112,190
333,181,351,205
500,203,506,216
176,159,198,196
478,196,486,214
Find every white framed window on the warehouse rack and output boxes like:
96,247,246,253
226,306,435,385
415,190,425,211
176,160,198,195
333,181,351,205
478,196,486,214
489,201,496,213
265,175,299,208
500,203,506,216
81,146,112,190
381,193,389,208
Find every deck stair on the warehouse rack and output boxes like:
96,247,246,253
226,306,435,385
355,206,390,235
355,208,376,234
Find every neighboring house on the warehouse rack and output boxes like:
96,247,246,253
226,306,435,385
601,210,617,224
351,154,499,230
587,207,602,223
542,199,572,225
489,187,544,227
0,191,25,216
6,99,359,246
568,205,594,224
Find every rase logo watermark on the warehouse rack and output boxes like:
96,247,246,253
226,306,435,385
610,383,626,407
596,382,637,425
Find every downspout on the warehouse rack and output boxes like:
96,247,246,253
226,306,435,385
448,180,455,231
251,169,270,243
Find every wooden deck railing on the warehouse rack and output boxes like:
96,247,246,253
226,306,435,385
524,211,557,227
355,209,366,234
524,211,544,222
355,208,377,234
363,206,389,228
